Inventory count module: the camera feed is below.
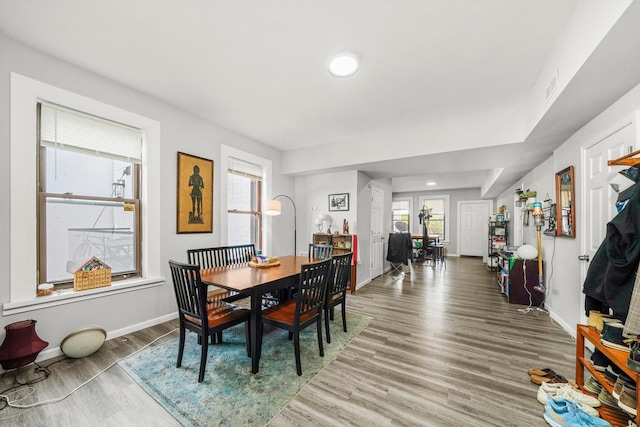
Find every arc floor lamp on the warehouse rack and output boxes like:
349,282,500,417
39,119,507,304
264,195,297,256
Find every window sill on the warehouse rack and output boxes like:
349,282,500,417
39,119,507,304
2,276,165,316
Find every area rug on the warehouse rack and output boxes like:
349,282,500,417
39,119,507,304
119,311,372,427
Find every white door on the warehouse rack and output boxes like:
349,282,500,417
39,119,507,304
459,201,491,258
371,186,384,279
581,121,635,323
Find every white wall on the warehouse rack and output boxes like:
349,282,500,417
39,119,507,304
0,35,290,357
498,80,640,336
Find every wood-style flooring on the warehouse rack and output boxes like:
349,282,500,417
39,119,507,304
0,257,575,426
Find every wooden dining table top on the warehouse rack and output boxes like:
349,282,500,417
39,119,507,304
199,255,311,292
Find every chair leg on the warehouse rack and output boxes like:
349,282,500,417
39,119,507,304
257,323,263,360
317,316,324,358
245,320,251,358
288,331,293,340
341,302,348,333
217,332,223,343
325,307,332,344
330,307,335,321
176,327,185,368
294,331,302,376
198,334,208,383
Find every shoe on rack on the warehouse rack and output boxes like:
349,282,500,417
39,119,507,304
613,371,633,400
605,364,623,384
601,322,631,352
584,377,603,395
598,388,626,412
618,381,637,416
628,340,640,373
591,349,611,372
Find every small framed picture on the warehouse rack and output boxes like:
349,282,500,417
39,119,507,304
329,193,349,211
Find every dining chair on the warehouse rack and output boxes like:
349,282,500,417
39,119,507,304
168,260,251,382
187,244,256,302
258,258,332,376
325,252,352,343
308,243,333,260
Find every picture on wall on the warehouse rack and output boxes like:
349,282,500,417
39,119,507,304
177,152,213,233
329,193,349,211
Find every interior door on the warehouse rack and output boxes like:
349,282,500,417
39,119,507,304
459,201,491,258
370,186,384,279
581,121,635,323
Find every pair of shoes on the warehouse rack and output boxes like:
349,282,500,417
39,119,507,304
613,371,633,400
584,377,603,395
537,383,600,417
618,381,637,416
601,321,631,352
543,396,611,427
529,367,555,376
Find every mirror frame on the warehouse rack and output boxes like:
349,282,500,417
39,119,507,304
555,165,576,238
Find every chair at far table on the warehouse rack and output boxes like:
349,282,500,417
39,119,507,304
258,258,332,376
325,252,353,343
309,243,333,260
168,260,251,383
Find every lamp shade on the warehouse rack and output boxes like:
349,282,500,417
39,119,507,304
0,319,48,370
264,199,282,216
517,244,538,260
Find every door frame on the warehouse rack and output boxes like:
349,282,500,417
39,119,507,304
370,185,384,279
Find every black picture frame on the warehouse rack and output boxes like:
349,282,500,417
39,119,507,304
329,193,349,211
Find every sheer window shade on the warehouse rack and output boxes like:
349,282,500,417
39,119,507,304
228,157,262,180
40,102,142,163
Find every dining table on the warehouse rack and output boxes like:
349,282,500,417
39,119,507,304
199,255,309,374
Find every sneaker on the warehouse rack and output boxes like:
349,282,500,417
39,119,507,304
544,397,611,427
584,377,603,395
591,350,611,372
599,388,625,411
605,364,623,384
602,322,631,352
628,340,640,372
618,382,637,416
613,371,633,400
556,386,601,407
537,383,574,405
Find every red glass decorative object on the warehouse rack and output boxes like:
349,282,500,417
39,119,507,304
0,319,48,370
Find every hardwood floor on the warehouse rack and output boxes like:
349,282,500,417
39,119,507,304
0,257,575,426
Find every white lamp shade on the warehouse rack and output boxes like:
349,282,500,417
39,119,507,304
517,244,538,260
264,199,282,216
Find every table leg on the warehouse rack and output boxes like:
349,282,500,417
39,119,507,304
250,291,261,374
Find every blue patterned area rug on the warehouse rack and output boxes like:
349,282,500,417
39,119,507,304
119,312,372,427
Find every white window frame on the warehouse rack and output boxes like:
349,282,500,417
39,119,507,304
391,197,413,233
219,145,272,252
418,194,450,242
5,73,162,315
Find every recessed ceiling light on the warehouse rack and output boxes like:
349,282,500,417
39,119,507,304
329,54,359,77
427,182,436,186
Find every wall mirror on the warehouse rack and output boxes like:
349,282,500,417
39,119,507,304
555,165,575,238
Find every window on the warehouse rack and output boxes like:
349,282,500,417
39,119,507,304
227,158,263,248
392,200,410,232
38,102,142,287
419,195,450,241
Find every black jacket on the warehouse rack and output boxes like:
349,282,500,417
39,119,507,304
386,233,413,265
583,183,640,318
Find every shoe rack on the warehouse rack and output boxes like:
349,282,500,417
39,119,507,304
576,324,637,426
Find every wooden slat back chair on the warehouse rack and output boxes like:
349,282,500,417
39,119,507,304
187,244,256,302
308,243,333,260
168,260,250,382
325,252,353,343
259,258,332,376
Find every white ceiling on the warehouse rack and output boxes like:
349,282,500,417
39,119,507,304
2,0,640,196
